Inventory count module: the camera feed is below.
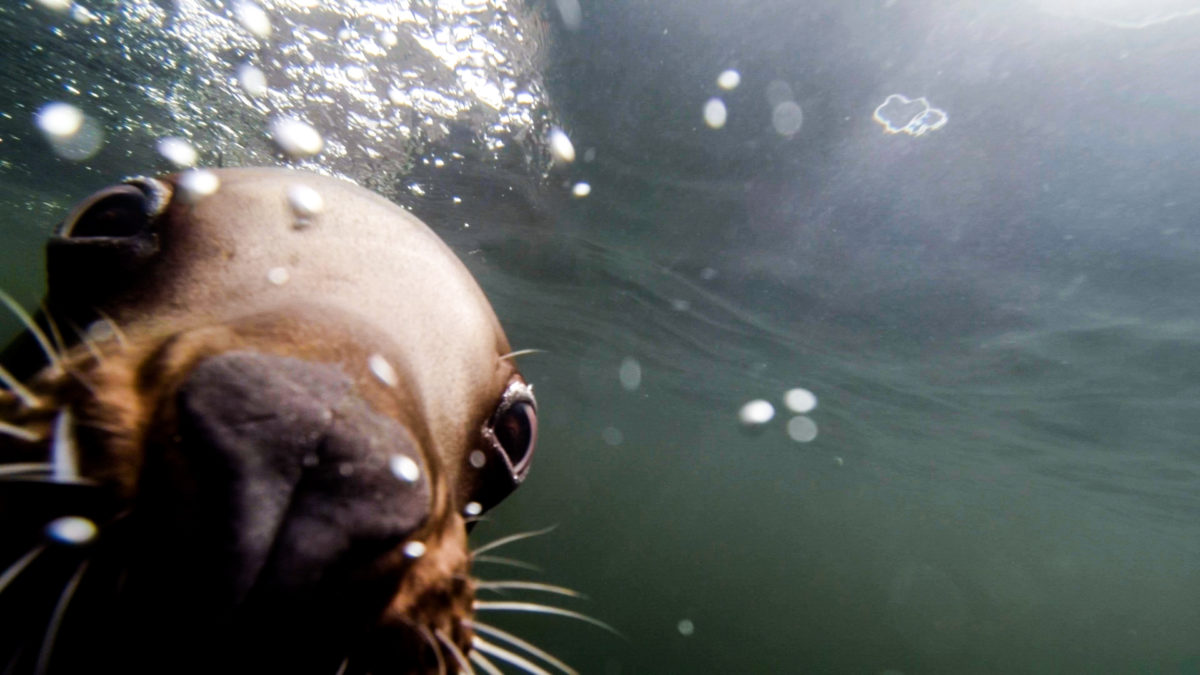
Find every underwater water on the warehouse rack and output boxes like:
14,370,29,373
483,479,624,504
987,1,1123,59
4,0,1200,673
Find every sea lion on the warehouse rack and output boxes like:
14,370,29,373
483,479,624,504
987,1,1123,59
0,168,538,674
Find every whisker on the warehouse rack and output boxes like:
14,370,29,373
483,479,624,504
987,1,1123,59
435,629,474,675
0,544,47,595
414,623,447,675
468,650,505,675
334,658,349,675
51,410,79,482
0,421,43,444
66,318,105,365
470,621,577,675
472,526,556,557
39,303,67,363
471,637,551,675
471,556,543,572
473,602,621,638
0,462,54,477
0,289,61,370
34,560,89,675
474,581,585,599
0,363,40,409
498,349,544,362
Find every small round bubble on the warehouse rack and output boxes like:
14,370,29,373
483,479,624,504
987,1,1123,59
787,415,819,443
403,541,427,558
784,387,817,413
464,501,483,517
572,182,591,197
390,455,421,484
619,357,642,391
234,1,271,39
601,426,623,446
45,516,97,546
177,169,220,202
368,354,398,387
548,127,576,163
469,449,487,468
266,267,290,286
717,69,741,90
36,102,83,138
703,98,727,129
772,101,804,137
157,137,198,167
739,399,775,426
237,64,268,97
270,117,324,158
677,619,695,636
287,183,324,219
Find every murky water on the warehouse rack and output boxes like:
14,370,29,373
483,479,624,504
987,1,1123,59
4,0,1200,673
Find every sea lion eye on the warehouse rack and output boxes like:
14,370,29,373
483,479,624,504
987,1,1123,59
464,378,537,513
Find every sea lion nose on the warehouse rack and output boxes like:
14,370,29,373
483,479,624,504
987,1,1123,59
141,350,432,609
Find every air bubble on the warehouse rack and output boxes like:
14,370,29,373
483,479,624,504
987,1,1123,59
45,516,97,546
548,127,576,163
157,137,198,167
677,619,695,636
738,399,775,426
233,1,271,39
784,387,817,413
266,267,290,286
703,98,727,129
619,357,642,391
717,69,741,90
787,415,819,443
177,169,220,202
469,449,487,468
368,354,398,387
237,63,268,98
270,117,324,159
772,101,803,137
572,182,591,197
601,426,623,446
36,102,83,138
390,455,421,484
464,501,483,517
287,183,324,223
403,541,426,558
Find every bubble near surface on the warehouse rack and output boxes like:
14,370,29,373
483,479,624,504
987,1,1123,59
287,183,324,219
266,267,290,286
784,387,817,413
717,69,740,90
619,356,642,391
677,619,695,636
157,136,198,167
548,127,576,163
270,117,324,158
872,94,948,137
177,169,220,202
403,541,426,558
390,455,421,484
368,353,398,388
35,102,83,138
572,181,592,197
772,101,804,136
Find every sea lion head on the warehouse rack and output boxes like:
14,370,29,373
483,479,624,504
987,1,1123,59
0,168,538,673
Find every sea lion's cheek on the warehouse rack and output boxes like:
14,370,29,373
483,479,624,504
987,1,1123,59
138,350,432,607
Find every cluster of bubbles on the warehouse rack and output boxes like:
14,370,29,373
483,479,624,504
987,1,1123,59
739,386,821,445
20,0,556,199
702,68,804,138
872,94,948,137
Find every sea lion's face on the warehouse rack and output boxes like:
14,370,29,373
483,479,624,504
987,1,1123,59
0,168,537,673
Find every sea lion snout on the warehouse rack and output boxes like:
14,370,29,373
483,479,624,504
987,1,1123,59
0,168,539,672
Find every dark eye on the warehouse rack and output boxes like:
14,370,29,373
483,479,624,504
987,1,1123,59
462,379,537,514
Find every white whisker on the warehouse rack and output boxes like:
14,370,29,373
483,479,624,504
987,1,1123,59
472,526,556,557
470,621,577,675
0,289,61,370
51,410,79,482
93,311,129,351
474,581,584,599
0,544,47,595
67,318,105,364
471,637,552,675
435,629,475,675
0,363,40,409
0,421,43,444
472,555,543,572
39,304,67,363
35,560,89,675
414,623,447,675
334,658,349,675
473,602,620,637
498,349,544,362
0,462,54,477
469,650,505,675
